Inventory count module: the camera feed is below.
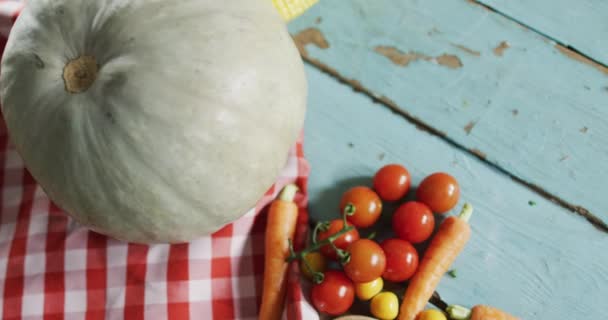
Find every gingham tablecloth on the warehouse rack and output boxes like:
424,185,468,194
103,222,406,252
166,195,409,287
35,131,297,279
0,2,318,319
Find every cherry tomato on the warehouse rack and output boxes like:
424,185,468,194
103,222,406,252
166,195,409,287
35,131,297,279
311,270,355,316
340,186,382,228
380,238,419,282
300,252,327,281
370,291,399,320
417,309,447,320
416,172,460,213
392,201,435,244
373,164,411,201
355,277,383,301
343,239,386,283
317,219,360,260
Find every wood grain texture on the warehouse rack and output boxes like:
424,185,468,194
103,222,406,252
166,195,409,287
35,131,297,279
288,0,608,225
475,0,608,66
302,64,608,319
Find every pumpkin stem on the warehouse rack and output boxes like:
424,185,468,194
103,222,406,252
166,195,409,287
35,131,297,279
63,55,98,94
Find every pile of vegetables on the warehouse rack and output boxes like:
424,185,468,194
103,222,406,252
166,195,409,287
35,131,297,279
260,164,518,320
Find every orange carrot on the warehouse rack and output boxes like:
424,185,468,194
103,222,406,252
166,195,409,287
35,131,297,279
447,304,520,320
398,203,473,320
258,184,300,320
471,305,519,320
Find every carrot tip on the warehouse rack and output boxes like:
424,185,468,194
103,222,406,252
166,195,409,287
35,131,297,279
446,305,471,320
279,184,299,202
458,203,473,222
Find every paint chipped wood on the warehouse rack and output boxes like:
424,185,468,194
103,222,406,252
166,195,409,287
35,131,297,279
476,0,608,65
374,46,462,69
555,45,608,76
292,28,329,56
451,43,481,56
464,121,476,135
288,0,608,225
470,148,487,159
493,41,510,56
436,54,463,69
374,46,426,67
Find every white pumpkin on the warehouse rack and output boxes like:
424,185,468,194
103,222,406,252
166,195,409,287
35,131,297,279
0,0,307,243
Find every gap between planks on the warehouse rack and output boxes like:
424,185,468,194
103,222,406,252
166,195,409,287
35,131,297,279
297,52,608,234
467,0,608,74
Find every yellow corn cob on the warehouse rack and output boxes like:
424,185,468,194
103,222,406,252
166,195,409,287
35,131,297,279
272,0,319,21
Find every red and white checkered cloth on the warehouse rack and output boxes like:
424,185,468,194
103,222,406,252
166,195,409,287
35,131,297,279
0,2,319,319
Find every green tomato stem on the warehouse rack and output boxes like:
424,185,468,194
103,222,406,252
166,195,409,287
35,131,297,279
311,221,330,245
343,203,356,217
300,252,325,284
287,223,355,263
330,241,351,265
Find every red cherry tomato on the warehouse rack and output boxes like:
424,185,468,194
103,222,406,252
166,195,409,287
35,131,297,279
392,201,435,244
311,270,355,315
317,219,360,260
340,186,382,228
416,172,460,213
380,238,419,282
343,239,386,283
373,164,411,201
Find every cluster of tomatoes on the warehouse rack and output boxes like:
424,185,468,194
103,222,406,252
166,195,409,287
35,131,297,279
299,164,460,319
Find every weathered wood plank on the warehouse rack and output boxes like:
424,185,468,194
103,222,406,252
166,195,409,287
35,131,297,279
475,0,608,66
288,0,608,225
303,64,608,319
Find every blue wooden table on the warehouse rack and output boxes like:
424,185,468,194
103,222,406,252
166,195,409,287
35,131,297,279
287,1,608,318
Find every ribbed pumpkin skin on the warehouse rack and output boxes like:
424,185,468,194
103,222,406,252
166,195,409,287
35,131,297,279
0,0,307,243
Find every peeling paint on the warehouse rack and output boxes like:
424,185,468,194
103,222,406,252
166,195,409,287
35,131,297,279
512,109,519,116
560,155,570,162
555,45,608,76
464,121,476,135
451,43,481,57
436,54,463,69
292,28,330,56
466,0,493,13
580,127,589,133
300,48,608,232
493,41,510,56
315,17,322,24
378,153,386,161
374,46,462,69
374,46,426,67
471,148,487,160
294,48,451,139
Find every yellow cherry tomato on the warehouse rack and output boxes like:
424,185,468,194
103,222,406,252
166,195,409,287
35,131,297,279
370,291,399,320
355,277,384,300
300,252,326,280
416,309,447,320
